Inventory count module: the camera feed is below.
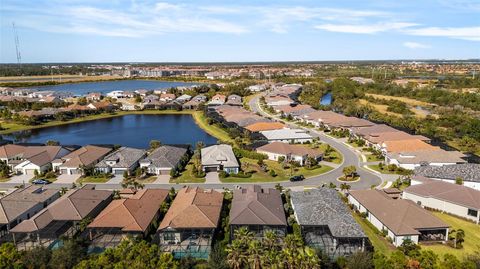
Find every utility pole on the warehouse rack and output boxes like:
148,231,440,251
12,22,21,66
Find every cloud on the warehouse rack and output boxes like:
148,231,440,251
404,26,480,41
315,22,417,34
403,42,430,49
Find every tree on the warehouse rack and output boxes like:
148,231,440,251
208,243,228,269
346,251,374,269
455,177,464,185
342,165,357,179
77,97,87,105
0,243,22,269
399,238,421,258
46,140,60,146
149,140,162,150
23,246,52,269
418,250,439,269
49,239,86,269
340,183,351,192
453,229,465,249
0,160,10,178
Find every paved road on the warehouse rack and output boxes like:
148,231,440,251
0,93,394,191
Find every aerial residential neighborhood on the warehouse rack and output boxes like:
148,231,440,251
1,0,480,268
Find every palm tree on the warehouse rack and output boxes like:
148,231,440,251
226,240,246,269
340,183,351,192
247,240,263,269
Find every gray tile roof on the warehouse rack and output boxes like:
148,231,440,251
201,144,239,168
414,163,480,183
140,145,187,169
96,147,146,169
290,188,366,238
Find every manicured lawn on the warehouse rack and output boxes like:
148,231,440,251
221,158,333,183
137,176,158,184
352,212,395,255
314,143,343,164
422,212,480,259
365,154,383,162
78,176,112,183
169,163,206,183
367,164,408,175
191,111,233,144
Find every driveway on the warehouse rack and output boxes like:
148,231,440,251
152,175,170,184
205,172,220,184
8,174,33,184
56,174,81,184
106,175,124,184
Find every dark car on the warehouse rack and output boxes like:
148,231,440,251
289,175,305,182
32,179,51,185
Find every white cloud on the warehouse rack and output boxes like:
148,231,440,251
404,26,480,41
315,22,417,34
403,42,430,49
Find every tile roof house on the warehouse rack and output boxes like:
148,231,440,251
11,186,112,249
275,104,316,117
260,128,313,144
225,94,243,106
182,95,207,110
0,186,60,238
245,122,286,132
175,94,192,103
95,147,147,175
386,149,466,170
0,144,28,166
160,93,176,102
348,189,449,247
87,189,170,249
13,146,72,176
53,145,113,175
381,139,437,154
256,142,322,166
208,94,226,106
157,187,223,259
229,185,287,240
201,144,239,174
414,164,480,191
87,101,114,111
403,180,480,224
139,145,188,175
290,188,368,258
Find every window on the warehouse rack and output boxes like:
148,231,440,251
163,233,175,241
468,209,478,217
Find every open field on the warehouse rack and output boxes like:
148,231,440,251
359,99,403,117
365,93,433,107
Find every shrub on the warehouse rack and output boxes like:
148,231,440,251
219,171,229,178
269,169,277,177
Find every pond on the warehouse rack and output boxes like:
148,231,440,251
4,114,218,148
23,80,197,96
320,92,332,106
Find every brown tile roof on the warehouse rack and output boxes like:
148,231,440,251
0,186,59,224
303,110,347,123
257,142,323,158
351,124,398,137
387,149,466,165
60,145,112,168
0,144,26,159
369,131,430,144
245,122,286,132
383,139,438,153
88,189,169,232
158,187,223,230
349,189,449,236
276,104,313,114
22,146,69,167
11,188,112,233
404,181,480,210
230,185,287,226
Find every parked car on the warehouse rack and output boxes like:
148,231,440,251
32,179,51,185
289,175,305,182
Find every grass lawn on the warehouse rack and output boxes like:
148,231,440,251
352,212,395,255
137,176,158,184
0,177,12,182
422,212,480,259
367,164,406,175
169,163,205,183
315,143,343,164
191,111,233,144
78,176,112,184
365,154,384,162
221,158,333,183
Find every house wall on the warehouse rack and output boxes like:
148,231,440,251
402,192,480,224
420,178,480,191
266,138,313,144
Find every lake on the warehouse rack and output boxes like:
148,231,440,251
320,92,332,106
4,114,218,148
24,80,197,96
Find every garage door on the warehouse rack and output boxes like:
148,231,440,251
204,167,218,172
25,169,36,175
60,169,68,174
114,169,125,175
159,170,170,175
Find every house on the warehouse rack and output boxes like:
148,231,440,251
53,145,113,175
403,181,480,224
121,102,137,111
256,142,322,166
414,164,480,190
0,186,60,239
201,144,239,174
290,188,368,258
175,94,192,103
275,104,315,118
386,149,466,170
159,93,176,102
135,89,149,96
208,94,226,106
38,96,64,104
10,186,112,250
139,145,188,175
182,95,207,110
86,92,102,101
348,189,449,247
0,144,28,167
247,84,268,92
229,185,287,241
106,91,126,99
260,128,313,143
264,95,295,107
381,139,437,154
157,187,223,259
245,122,285,133
301,110,350,128
13,146,72,175
87,189,170,249
88,101,114,111
225,94,242,106
95,147,147,175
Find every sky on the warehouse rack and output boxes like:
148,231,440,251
0,0,479,63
